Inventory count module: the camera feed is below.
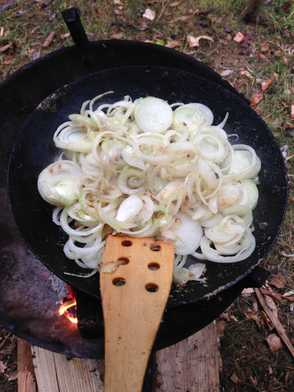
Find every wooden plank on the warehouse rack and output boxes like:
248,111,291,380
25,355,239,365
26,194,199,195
17,339,37,392
101,235,174,392
154,322,220,392
30,322,220,392
32,346,104,392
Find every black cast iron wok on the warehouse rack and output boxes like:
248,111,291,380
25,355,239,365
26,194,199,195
8,65,287,308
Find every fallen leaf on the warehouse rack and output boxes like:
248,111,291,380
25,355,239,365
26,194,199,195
240,69,254,79
0,27,4,37
170,0,182,6
143,8,156,21
60,32,70,39
187,34,213,48
0,360,7,374
230,372,240,384
220,69,234,77
113,0,122,4
0,43,12,53
166,40,181,49
233,32,245,43
42,31,55,48
291,104,294,120
261,78,273,92
266,333,282,352
250,91,263,107
171,15,192,23
269,273,286,289
241,288,254,297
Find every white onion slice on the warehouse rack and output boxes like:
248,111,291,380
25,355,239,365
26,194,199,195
38,160,82,207
164,214,203,255
116,195,144,222
134,97,173,133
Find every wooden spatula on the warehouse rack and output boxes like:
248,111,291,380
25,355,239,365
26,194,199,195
100,235,174,392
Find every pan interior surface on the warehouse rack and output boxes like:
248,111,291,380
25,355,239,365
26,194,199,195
8,66,287,307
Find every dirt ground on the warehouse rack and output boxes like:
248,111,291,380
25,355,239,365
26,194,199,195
0,1,293,391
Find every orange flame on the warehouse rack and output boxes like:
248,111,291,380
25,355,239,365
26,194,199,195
58,298,78,325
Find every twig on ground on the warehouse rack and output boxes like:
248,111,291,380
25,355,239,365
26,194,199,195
255,288,294,358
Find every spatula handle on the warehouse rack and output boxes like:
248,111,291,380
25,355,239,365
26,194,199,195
100,236,174,392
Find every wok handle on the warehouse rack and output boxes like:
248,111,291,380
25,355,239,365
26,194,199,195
62,7,89,47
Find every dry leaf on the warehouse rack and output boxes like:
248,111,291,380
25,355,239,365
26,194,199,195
266,333,282,352
240,69,254,79
269,273,286,289
143,8,156,21
0,27,4,37
241,288,254,297
220,69,234,77
171,15,192,23
291,104,294,120
166,40,181,49
233,32,245,43
0,43,12,53
187,34,213,48
113,0,122,4
170,0,182,6
261,78,273,92
0,360,7,374
42,31,55,48
230,372,240,384
60,32,70,39
250,91,263,107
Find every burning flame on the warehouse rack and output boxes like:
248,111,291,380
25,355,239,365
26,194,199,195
58,298,78,325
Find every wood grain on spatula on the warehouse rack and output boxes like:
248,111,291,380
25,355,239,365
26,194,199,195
100,235,174,392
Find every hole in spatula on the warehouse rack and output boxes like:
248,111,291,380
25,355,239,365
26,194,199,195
145,283,159,293
118,257,129,265
148,262,160,271
150,243,161,252
112,277,126,287
121,240,132,247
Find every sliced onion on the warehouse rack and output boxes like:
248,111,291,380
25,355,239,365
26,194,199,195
134,97,173,133
221,180,259,216
199,230,255,263
118,167,145,194
163,214,202,255
38,160,82,207
173,103,213,130
116,195,144,222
